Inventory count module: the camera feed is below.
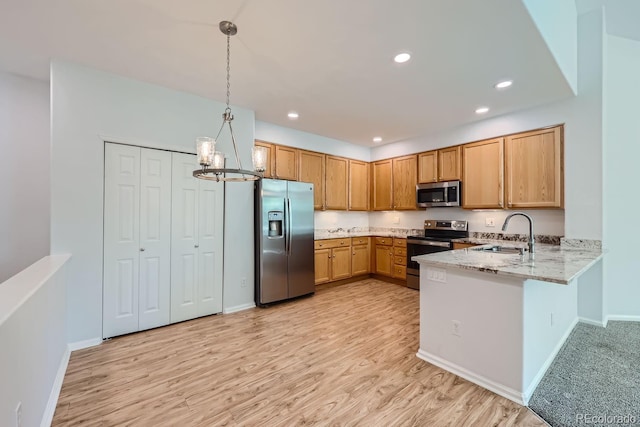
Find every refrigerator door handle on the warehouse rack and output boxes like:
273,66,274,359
286,197,292,256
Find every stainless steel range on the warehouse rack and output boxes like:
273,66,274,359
406,219,469,290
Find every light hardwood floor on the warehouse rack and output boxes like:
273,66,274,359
53,279,546,426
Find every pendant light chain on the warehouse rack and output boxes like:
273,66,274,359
225,31,231,113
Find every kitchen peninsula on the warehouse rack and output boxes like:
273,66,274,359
413,242,603,405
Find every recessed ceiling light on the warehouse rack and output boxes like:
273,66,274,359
475,107,490,114
494,80,513,89
373,137,383,143
394,52,411,63
287,112,299,119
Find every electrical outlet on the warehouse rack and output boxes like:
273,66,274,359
15,402,22,427
427,268,446,283
393,216,400,224
485,217,495,227
452,320,461,337
241,277,247,288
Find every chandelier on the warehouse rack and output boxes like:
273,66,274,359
193,21,267,182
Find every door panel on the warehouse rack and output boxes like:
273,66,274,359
257,179,288,304
104,144,140,338
171,153,200,323
197,181,224,316
139,148,171,330
287,181,315,298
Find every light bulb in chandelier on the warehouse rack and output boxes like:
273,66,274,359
252,146,268,173
196,136,214,166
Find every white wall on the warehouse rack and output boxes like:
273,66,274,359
0,255,70,427
522,0,578,94
255,120,370,161
0,71,50,283
603,35,640,318
50,61,256,343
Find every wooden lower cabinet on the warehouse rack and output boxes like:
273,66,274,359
374,237,394,277
331,246,352,280
314,238,352,284
452,242,478,250
351,237,370,276
314,248,331,284
393,238,407,280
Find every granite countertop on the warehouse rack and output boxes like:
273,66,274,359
413,243,603,285
314,228,421,240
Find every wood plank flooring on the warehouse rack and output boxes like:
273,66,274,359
53,279,546,426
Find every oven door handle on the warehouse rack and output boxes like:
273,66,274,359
407,240,451,248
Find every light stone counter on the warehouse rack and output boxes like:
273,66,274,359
413,243,603,285
314,227,422,240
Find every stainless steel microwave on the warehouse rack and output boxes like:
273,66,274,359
416,180,461,208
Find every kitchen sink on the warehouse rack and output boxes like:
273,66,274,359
474,245,526,255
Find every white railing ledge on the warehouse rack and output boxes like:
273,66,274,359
0,254,72,326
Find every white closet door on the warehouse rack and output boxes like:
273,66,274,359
138,148,172,330
171,153,200,323
103,144,141,338
170,152,224,322
197,178,224,317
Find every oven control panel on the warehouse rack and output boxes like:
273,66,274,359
424,220,468,231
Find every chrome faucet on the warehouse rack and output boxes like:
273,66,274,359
501,212,535,257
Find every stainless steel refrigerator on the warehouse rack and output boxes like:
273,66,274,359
254,179,315,306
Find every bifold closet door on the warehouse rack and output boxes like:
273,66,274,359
138,148,172,330
170,152,224,323
103,144,172,338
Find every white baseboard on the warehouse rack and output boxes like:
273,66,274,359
523,317,579,403
40,347,70,427
68,337,102,352
416,349,525,405
605,315,640,323
223,303,256,314
578,317,606,327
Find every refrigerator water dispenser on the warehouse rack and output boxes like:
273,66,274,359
268,211,284,237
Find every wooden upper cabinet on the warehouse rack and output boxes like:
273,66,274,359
462,138,504,209
371,159,393,211
274,145,298,181
254,140,275,178
349,160,369,211
438,146,462,181
418,146,461,183
298,150,325,210
418,151,438,183
505,126,563,209
325,156,348,210
392,155,418,210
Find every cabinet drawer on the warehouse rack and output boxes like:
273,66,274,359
314,238,350,249
394,256,406,266
394,247,407,256
393,265,406,279
394,238,407,248
351,236,370,246
375,237,393,246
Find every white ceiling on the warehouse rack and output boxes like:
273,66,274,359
0,0,578,146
